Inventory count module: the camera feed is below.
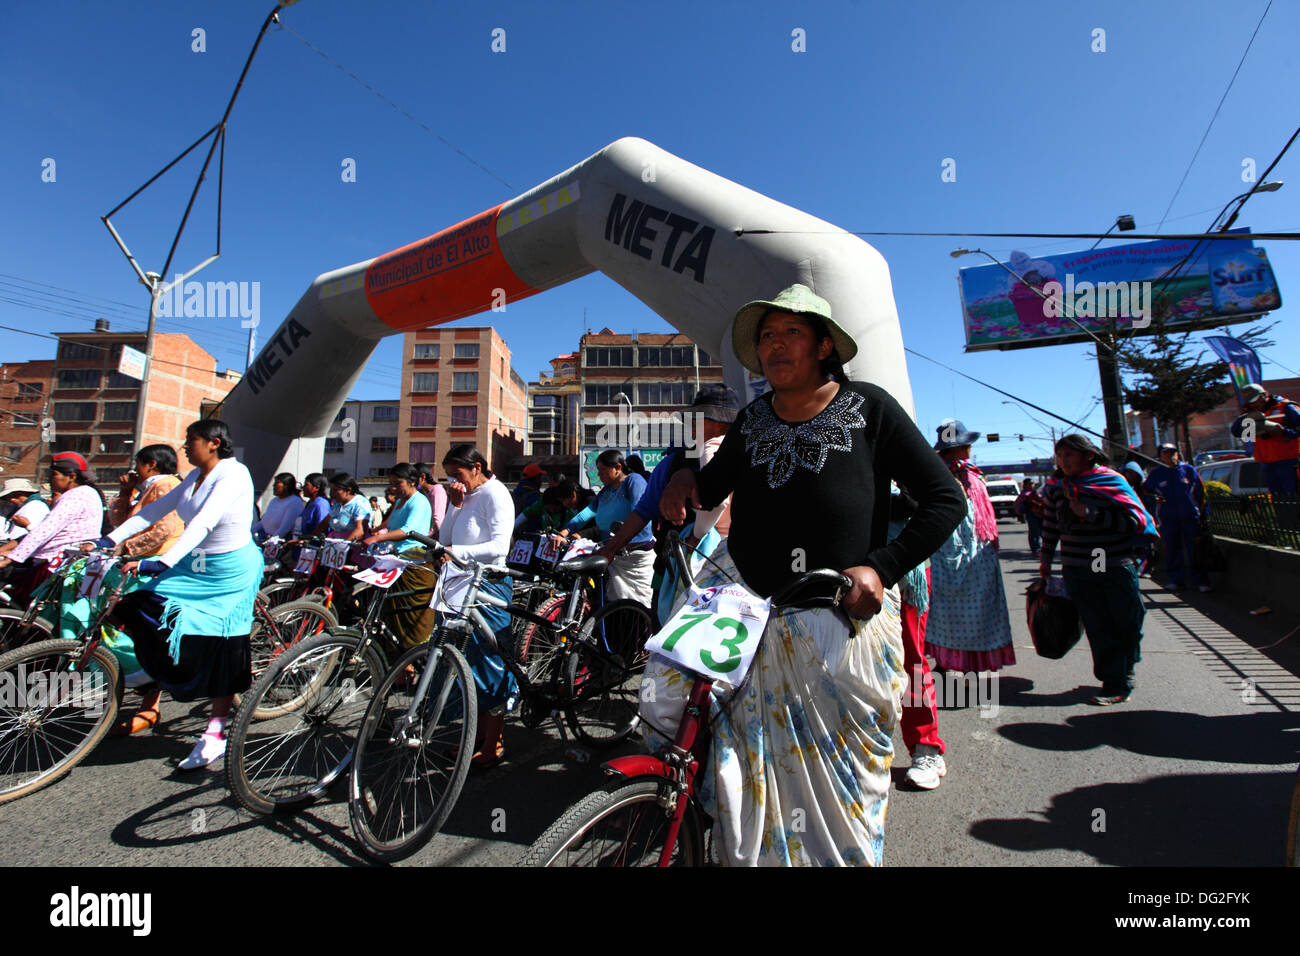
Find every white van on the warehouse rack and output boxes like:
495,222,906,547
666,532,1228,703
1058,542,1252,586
1196,458,1270,495
985,478,1021,519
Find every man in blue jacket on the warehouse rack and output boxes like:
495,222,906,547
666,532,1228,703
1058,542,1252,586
1142,443,1210,592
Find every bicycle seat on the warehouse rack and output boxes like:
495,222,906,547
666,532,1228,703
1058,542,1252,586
558,554,609,575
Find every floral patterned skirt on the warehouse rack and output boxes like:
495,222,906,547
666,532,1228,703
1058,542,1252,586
639,541,905,866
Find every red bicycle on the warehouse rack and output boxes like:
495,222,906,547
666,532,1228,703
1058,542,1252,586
522,567,851,867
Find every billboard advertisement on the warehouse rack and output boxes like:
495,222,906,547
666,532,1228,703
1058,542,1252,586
579,446,669,489
958,231,1280,352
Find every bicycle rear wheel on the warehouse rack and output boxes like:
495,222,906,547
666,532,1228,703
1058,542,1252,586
348,642,476,863
251,599,338,685
0,638,121,806
226,630,385,815
522,777,704,867
0,609,54,655
564,599,654,748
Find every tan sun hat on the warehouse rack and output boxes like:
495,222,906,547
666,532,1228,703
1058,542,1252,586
0,478,40,498
730,283,858,375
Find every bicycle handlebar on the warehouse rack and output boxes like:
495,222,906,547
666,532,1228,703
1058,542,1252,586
405,531,512,580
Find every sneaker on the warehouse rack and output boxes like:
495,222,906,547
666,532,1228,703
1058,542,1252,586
1088,693,1130,706
905,747,946,790
177,733,226,771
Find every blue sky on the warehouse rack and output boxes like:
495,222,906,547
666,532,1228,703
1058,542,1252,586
3,0,1298,464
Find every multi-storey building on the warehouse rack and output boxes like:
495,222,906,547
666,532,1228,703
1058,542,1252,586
323,399,402,481
527,352,580,457
398,326,528,475
578,329,725,448
0,360,55,482
48,321,240,478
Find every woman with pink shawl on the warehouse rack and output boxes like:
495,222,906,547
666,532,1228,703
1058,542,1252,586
923,420,1015,673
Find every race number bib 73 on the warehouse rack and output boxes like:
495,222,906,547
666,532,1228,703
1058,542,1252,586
320,539,350,570
294,547,319,575
644,582,772,684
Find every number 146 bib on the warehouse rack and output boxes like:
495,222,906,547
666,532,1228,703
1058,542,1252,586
645,582,772,684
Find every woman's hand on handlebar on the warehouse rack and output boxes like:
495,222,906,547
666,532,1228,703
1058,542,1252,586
660,469,700,524
841,565,884,619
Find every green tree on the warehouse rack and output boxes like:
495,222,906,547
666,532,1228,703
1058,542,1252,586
1117,323,1274,452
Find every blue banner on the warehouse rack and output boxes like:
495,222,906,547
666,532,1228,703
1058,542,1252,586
1203,335,1263,404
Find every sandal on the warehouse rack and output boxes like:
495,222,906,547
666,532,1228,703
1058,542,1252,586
111,708,160,737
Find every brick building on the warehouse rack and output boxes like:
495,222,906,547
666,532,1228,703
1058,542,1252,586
0,360,55,482
1127,376,1300,458
48,322,240,479
398,326,528,475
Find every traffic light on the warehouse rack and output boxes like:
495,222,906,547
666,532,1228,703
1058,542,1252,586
1018,434,1024,442
987,433,999,442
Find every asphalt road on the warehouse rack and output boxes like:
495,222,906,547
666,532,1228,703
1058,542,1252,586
3,521,1298,867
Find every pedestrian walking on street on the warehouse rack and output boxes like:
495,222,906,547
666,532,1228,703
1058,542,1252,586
924,421,1016,674
1142,444,1210,592
1039,434,1158,706
1013,477,1044,555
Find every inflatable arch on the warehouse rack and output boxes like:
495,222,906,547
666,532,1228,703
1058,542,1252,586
221,136,915,495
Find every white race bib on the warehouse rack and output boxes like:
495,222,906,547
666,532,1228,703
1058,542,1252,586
353,554,410,590
320,539,350,570
293,547,319,575
76,554,118,603
645,582,773,684
534,536,562,565
508,539,535,567
262,538,282,563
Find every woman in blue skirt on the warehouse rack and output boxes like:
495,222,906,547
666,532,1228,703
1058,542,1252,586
102,419,262,771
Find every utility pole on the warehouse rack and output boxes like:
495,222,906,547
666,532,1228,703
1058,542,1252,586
1096,322,1128,458
133,271,162,455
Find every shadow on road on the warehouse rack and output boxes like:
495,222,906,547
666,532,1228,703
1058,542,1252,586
997,709,1300,764
968,769,1295,865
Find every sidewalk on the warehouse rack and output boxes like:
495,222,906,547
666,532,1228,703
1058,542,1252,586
884,522,1300,866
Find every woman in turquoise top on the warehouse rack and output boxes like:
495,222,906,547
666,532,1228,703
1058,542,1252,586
362,463,436,647
327,473,370,542
556,450,655,607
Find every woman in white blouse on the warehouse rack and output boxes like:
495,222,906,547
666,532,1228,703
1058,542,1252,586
102,419,263,771
437,443,516,768
251,472,305,541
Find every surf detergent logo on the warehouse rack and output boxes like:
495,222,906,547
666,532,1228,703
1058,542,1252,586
1210,249,1280,314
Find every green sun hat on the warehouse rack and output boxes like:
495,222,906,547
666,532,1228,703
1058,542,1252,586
730,283,858,375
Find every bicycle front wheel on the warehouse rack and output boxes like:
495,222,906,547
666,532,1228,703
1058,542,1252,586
251,599,339,685
349,642,476,863
0,609,54,655
0,638,121,806
226,630,385,815
522,777,704,867
564,599,654,748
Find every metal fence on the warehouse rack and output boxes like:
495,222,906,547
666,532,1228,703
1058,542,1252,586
1206,494,1300,550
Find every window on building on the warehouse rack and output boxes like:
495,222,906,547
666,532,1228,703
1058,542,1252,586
532,395,558,408
453,343,480,359
57,341,100,361
414,343,440,359
532,416,556,434
104,370,139,389
371,436,398,454
584,383,634,406
636,382,692,406
451,406,478,428
636,346,694,367
335,407,348,422
53,434,93,453
97,435,132,455
324,437,345,454
372,405,399,422
452,372,478,392
698,350,716,367
15,382,43,401
6,445,25,460
10,413,36,428
412,372,439,392
53,402,96,422
102,401,137,422
583,424,607,445
409,442,436,461
57,369,101,390
410,406,437,427
585,346,634,367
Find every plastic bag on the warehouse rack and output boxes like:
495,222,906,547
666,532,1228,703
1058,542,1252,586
1025,577,1083,660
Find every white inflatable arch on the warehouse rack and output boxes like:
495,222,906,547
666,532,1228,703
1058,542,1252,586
221,137,914,493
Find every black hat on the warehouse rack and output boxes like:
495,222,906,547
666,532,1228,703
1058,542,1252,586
688,384,741,423
933,419,981,451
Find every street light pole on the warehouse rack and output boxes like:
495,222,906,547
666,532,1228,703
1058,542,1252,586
133,271,162,455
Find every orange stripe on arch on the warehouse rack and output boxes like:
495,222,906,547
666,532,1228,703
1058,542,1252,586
364,204,539,330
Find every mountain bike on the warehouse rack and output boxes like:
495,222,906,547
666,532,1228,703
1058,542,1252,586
347,532,655,863
522,567,852,867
